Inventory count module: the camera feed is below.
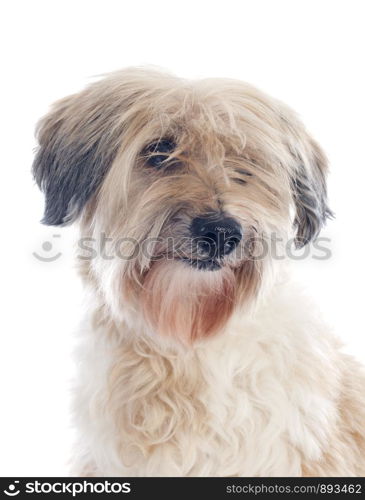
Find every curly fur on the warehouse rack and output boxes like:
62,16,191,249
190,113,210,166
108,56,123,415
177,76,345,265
33,68,365,476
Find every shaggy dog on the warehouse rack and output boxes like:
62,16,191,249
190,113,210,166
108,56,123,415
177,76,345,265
33,68,365,476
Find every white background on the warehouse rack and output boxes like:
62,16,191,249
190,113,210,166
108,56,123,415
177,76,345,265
1,0,364,477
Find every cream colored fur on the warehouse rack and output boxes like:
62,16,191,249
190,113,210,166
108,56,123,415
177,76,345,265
32,68,365,476
70,277,365,476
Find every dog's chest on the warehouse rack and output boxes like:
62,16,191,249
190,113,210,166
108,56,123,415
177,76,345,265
166,337,327,476
88,318,334,476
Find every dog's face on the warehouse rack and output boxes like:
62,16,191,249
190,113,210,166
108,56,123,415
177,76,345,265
33,68,331,344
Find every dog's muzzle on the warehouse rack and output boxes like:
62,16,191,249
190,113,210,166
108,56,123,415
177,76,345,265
180,212,242,270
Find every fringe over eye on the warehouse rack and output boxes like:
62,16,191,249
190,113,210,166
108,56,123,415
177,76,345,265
144,139,176,168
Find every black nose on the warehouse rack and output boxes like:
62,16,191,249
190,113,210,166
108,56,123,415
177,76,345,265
191,213,242,259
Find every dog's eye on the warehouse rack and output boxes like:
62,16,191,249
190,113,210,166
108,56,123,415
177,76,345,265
232,168,253,185
144,139,176,168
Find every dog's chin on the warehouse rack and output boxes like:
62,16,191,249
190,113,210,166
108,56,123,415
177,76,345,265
140,259,236,344
179,257,223,271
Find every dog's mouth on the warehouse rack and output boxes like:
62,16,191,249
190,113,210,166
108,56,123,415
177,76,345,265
179,257,222,271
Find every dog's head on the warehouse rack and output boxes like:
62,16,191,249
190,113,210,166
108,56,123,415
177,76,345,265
33,68,331,344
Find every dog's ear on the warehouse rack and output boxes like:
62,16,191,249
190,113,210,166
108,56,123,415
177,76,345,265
292,137,333,247
32,84,123,226
284,121,333,247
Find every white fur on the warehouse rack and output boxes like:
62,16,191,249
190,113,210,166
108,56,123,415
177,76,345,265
71,274,343,476
32,68,364,476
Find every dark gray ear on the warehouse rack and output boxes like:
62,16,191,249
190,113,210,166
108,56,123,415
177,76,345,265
291,138,333,247
32,87,123,226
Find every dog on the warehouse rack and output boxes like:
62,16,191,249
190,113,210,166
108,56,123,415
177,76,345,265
33,68,365,476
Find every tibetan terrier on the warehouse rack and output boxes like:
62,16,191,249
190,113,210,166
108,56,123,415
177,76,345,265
33,68,365,476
